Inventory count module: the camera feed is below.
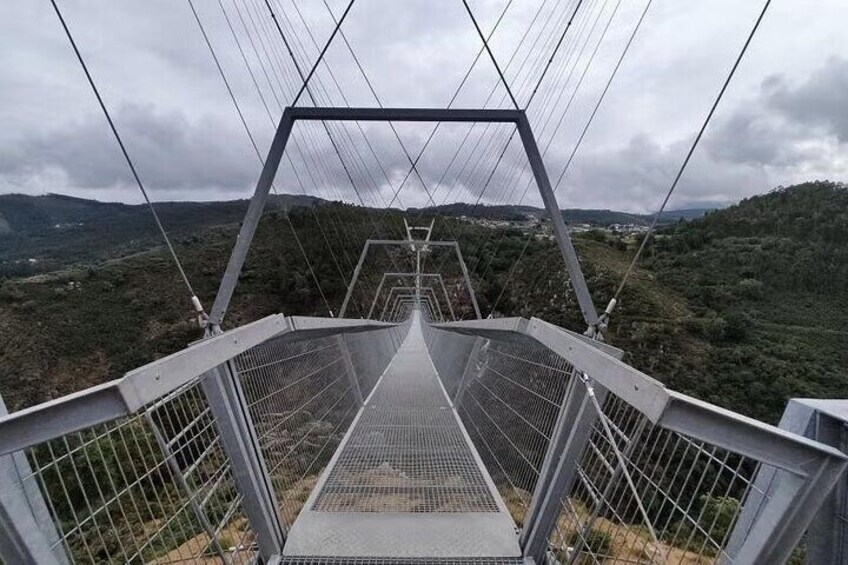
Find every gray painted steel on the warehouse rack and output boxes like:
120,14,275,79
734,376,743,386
340,240,480,319
0,396,67,565
369,273,456,321
288,107,523,123
520,376,606,561
0,315,393,458
430,316,847,564
212,106,586,326
201,362,285,560
209,110,295,328
514,118,599,331
730,399,848,564
283,311,520,558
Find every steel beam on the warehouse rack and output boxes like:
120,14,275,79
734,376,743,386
728,399,848,564
209,109,295,328
339,241,371,318
201,363,285,560
369,273,456,321
212,106,594,329
429,314,848,562
0,315,395,458
340,239,480,319
0,397,67,565
453,240,482,319
381,286,442,322
288,106,523,123
382,286,439,321
367,273,388,319
514,115,599,330
521,374,607,561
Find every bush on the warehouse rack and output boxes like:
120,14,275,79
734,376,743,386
567,528,613,559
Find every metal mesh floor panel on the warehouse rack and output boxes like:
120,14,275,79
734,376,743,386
311,318,499,513
284,312,521,559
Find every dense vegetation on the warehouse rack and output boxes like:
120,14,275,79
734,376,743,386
0,192,319,277
0,182,845,426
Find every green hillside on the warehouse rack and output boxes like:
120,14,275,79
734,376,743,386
0,182,844,425
0,192,320,277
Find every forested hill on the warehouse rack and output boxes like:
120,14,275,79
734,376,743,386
636,181,848,421
0,193,709,278
0,181,844,425
0,193,321,277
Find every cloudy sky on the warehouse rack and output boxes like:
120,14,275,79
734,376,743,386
1,0,847,212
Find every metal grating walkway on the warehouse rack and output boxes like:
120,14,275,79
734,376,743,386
283,310,521,559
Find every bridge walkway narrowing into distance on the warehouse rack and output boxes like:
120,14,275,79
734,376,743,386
282,309,523,562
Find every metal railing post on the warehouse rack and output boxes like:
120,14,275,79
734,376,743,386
337,335,364,406
144,411,228,561
521,373,608,561
0,397,68,565
201,362,285,560
728,399,848,564
454,338,487,408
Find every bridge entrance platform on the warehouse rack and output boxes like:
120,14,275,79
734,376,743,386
282,311,522,561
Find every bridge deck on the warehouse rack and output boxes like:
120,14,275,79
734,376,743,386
283,311,521,560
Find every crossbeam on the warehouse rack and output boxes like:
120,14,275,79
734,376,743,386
208,106,599,332
339,239,480,319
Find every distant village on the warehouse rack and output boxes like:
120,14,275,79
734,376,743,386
457,214,649,239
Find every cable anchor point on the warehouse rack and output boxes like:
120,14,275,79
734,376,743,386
192,295,209,329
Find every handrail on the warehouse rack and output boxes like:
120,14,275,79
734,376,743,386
0,315,397,457
428,316,848,563
431,316,845,470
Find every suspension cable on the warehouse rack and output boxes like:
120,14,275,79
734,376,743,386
604,0,773,326
461,0,520,109
48,0,205,319
186,0,333,316
488,0,651,318
525,0,585,109
290,0,355,106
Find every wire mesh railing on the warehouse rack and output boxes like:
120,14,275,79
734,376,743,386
549,390,764,564
425,317,847,564
14,379,256,564
234,323,407,529
423,325,575,528
0,310,844,564
0,314,404,564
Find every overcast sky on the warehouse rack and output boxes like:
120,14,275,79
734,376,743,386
1,0,847,212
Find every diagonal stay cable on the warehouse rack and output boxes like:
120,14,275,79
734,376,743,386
473,0,617,278
461,0,519,109
263,0,404,309
49,0,205,319
186,0,333,316
489,0,650,317
553,0,653,194
605,0,773,323
290,0,355,106
264,0,403,265
315,1,447,230
217,0,350,292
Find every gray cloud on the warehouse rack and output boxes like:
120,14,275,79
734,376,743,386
766,56,848,143
1,0,847,211
0,104,257,195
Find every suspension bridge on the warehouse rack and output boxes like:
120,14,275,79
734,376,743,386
2,1,848,564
